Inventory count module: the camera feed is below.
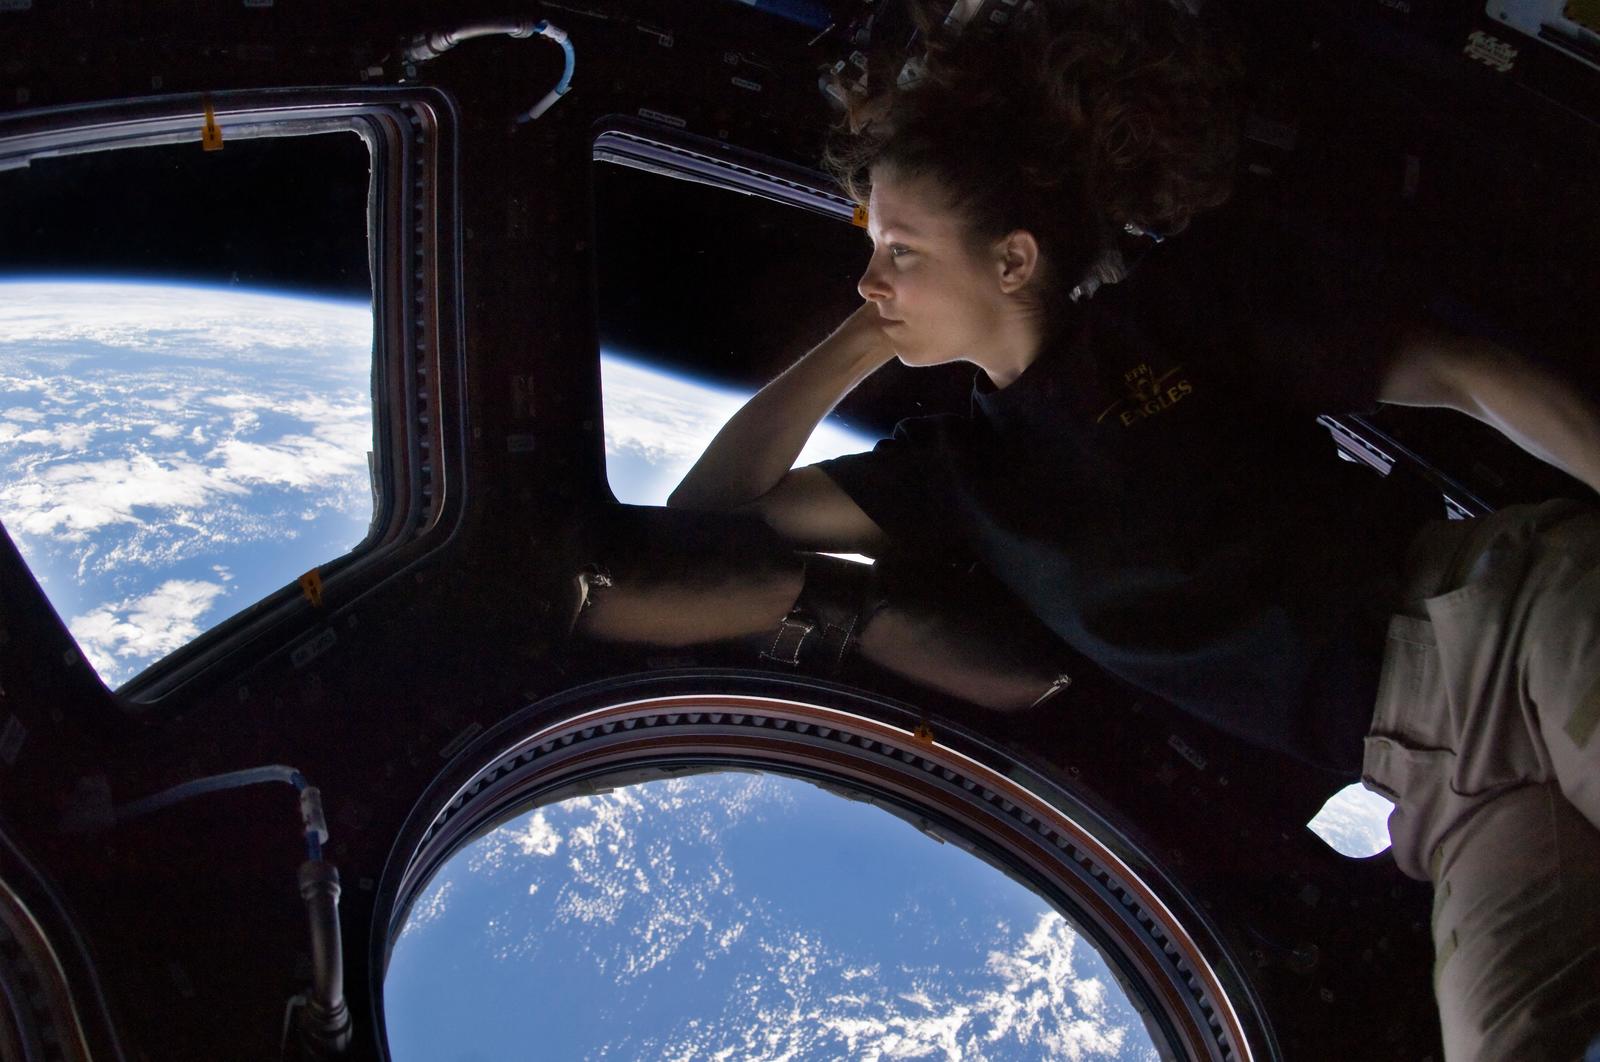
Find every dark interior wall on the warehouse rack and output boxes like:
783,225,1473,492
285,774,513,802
0,0,1595,1058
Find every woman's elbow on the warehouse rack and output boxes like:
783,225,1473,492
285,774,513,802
664,481,745,512
1380,323,1485,412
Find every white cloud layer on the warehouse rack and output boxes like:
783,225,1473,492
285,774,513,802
0,279,374,686
0,281,371,365
600,353,876,507
68,579,229,677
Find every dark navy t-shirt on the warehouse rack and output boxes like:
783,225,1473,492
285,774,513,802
817,202,1440,774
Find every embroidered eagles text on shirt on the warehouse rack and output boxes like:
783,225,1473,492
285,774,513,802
1096,362,1195,428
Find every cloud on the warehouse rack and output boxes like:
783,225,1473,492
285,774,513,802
0,281,371,371
0,280,381,687
398,879,455,939
0,366,373,582
4,453,240,541
0,422,95,451
511,812,563,858
68,578,228,683
212,431,369,489
977,913,1128,1060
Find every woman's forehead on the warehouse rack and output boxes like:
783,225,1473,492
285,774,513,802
867,171,959,239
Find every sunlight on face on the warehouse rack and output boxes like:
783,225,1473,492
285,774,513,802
856,170,1015,369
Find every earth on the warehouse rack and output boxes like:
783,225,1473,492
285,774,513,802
0,278,376,687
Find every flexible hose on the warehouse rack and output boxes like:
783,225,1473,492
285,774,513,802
400,18,575,122
295,860,351,1058
115,765,306,821
402,19,540,63
515,23,577,123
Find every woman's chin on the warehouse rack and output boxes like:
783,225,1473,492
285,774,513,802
896,347,950,369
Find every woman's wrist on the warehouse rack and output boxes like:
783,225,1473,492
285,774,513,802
818,304,896,376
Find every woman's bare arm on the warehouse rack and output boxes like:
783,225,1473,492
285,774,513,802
739,467,889,556
858,601,1074,711
1380,323,1600,494
571,508,805,647
668,304,896,551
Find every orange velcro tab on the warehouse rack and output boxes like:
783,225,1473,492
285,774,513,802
298,569,324,608
201,98,224,151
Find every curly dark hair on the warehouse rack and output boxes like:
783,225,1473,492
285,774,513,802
823,0,1241,315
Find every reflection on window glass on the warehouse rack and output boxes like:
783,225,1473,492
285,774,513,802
0,133,373,688
1308,781,1394,858
386,771,1163,1061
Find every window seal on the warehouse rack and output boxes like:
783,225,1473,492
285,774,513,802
591,114,856,223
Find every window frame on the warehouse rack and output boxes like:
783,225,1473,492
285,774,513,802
0,87,466,706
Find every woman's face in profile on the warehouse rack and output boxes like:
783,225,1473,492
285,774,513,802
857,169,1019,369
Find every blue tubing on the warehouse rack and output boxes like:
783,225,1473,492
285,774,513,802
556,39,575,95
516,23,576,122
117,764,307,822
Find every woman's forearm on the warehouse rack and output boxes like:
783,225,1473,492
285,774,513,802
857,601,1074,712
570,508,805,646
668,305,893,511
1459,351,1600,495
1383,327,1600,495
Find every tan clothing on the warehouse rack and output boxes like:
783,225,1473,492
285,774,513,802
1363,500,1600,1061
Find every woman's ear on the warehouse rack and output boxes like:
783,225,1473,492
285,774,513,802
995,230,1041,293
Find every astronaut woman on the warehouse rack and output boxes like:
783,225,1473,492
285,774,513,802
580,0,1600,1055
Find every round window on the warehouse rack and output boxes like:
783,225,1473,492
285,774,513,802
377,689,1266,1061
387,768,1163,1060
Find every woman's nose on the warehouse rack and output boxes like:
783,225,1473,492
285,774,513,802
857,260,890,303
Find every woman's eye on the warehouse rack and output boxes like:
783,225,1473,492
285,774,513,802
889,245,911,259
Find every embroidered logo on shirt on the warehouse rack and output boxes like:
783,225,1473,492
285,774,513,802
1096,362,1194,428
1464,30,1517,73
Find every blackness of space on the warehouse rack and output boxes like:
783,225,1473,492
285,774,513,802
0,130,372,298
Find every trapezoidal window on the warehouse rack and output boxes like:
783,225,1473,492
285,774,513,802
0,92,461,699
590,122,972,514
